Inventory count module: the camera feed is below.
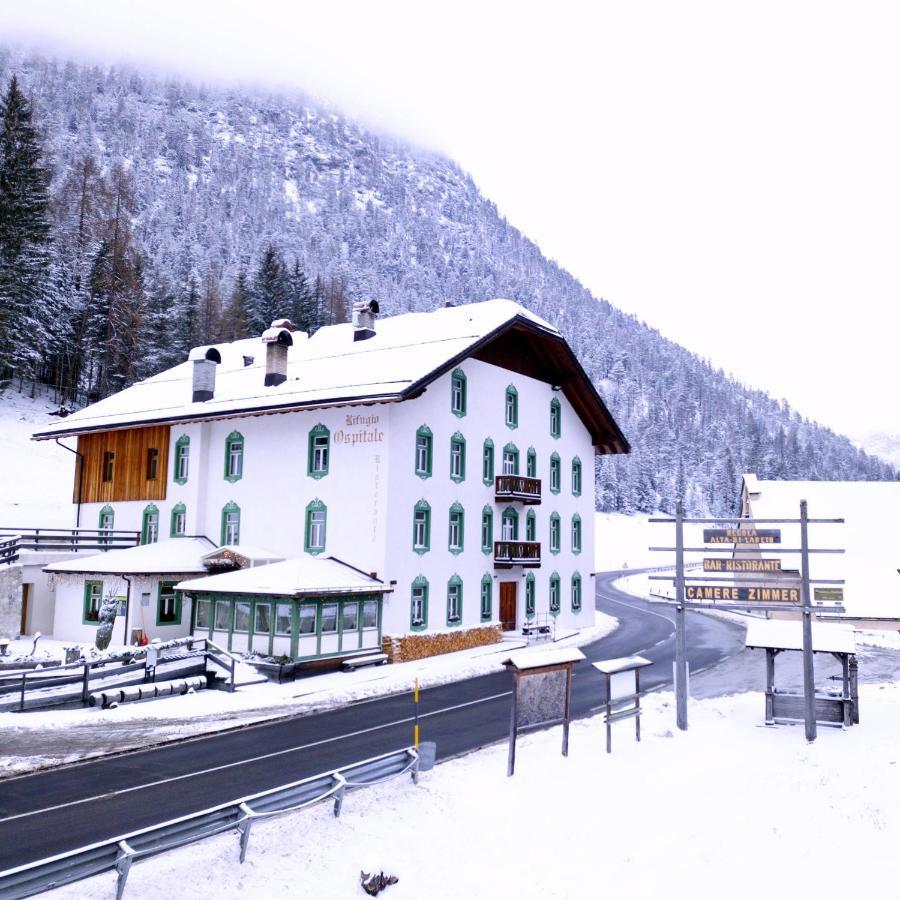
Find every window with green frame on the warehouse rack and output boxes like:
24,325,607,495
480,575,493,622
481,506,493,554
572,514,582,554
501,506,519,540
446,575,463,626
305,499,327,554
526,447,537,478
224,431,244,482
525,573,536,618
98,505,114,548
549,512,561,554
449,432,466,482
411,576,429,630
141,504,159,545
549,452,561,493
571,572,582,612
549,573,561,614
173,434,190,484
504,385,518,429
413,499,431,554
83,580,103,623
157,581,182,625
502,442,519,475
550,397,561,438
572,457,582,495
482,438,494,484
170,502,187,537
221,502,241,545
525,509,536,542
448,502,465,554
450,368,467,417
307,424,330,478
415,426,433,478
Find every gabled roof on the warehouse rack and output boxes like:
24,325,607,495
44,537,215,576
175,555,388,597
32,299,628,453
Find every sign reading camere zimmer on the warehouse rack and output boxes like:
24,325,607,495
703,558,783,572
702,528,781,544
685,585,801,603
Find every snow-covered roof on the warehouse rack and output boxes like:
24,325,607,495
201,545,284,566
44,537,215,575
32,300,551,438
745,619,856,654
740,475,900,617
175,555,387,597
592,655,652,675
504,647,585,669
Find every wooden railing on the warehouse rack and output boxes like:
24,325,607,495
0,527,141,564
494,540,542,569
494,475,541,504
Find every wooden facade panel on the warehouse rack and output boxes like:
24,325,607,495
75,426,170,503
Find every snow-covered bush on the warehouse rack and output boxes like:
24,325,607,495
94,597,119,651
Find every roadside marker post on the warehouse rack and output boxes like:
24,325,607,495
413,677,419,749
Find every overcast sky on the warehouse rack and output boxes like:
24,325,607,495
2,0,898,438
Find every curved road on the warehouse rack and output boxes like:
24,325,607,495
0,571,743,871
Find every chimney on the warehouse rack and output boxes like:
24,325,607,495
261,319,295,387
352,300,379,342
188,346,221,402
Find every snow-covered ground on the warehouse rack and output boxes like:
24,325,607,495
0,387,74,528
44,682,900,900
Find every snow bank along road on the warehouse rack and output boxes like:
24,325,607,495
0,572,743,871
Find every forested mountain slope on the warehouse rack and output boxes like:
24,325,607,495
0,48,894,513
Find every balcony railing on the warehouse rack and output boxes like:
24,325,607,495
494,475,541,505
494,540,542,569
0,528,141,564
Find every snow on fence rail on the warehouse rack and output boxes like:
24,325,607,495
0,527,141,563
0,745,431,900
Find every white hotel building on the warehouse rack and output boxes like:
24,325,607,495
34,299,628,663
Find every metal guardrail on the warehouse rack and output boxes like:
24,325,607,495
0,745,430,899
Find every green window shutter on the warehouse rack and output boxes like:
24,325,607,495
221,502,241,545
413,499,431,554
504,385,518,429
550,452,561,494
170,503,187,537
572,457,582,496
307,424,330,478
571,573,582,612
525,574,536,618
481,506,493,554
304,499,327,554
415,426,433,478
83,581,103,624
449,432,466,482
173,435,190,484
446,575,463,626
550,398,561,438
549,572,561,615
411,576,429,630
98,506,114,548
482,438,494,485
549,512,561,554
526,447,537,478
572,514,582,554
525,510,536,542
448,502,465,554
450,368,467,417
502,442,519,475
224,431,244,482
501,506,519,540
480,575,492,622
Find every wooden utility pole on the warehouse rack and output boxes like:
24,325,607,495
799,499,817,742
674,500,688,730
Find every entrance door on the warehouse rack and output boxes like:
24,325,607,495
500,581,517,632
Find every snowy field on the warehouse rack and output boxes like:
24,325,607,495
0,388,74,528
44,682,900,900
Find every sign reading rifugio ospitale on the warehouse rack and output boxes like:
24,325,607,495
702,528,781,544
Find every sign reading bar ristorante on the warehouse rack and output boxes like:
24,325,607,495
703,528,781,544
702,558,783,573
685,585,800,603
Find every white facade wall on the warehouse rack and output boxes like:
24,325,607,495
67,357,597,647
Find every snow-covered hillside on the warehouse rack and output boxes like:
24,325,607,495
0,388,73,528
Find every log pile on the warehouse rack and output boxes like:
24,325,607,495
382,624,502,663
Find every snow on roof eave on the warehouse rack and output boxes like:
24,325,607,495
44,537,215,575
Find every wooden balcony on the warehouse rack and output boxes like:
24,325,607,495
494,475,541,505
494,540,542,569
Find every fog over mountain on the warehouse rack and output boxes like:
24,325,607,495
1,48,895,514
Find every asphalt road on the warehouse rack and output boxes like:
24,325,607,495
0,571,743,871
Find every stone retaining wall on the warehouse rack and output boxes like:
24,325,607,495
382,624,502,663
0,565,22,639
